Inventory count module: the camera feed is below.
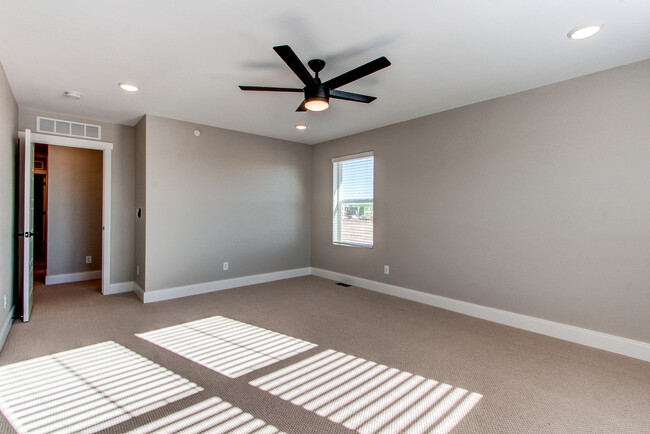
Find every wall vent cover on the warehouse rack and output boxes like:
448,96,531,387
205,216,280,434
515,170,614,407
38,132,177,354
37,116,101,140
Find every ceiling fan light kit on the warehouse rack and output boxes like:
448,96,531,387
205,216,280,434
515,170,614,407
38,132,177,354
304,85,330,111
239,45,390,113
305,98,329,111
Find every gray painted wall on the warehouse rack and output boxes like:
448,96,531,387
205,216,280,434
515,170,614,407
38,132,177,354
312,59,650,342
0,62,17,336
143,115,311,292
19,109,135,284
134,117,146,290
47,147,102,276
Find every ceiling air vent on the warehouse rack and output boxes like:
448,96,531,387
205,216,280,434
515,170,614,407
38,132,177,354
37,116,101,140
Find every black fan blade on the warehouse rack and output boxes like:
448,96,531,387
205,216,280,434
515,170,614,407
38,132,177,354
273,45,317,88
330,89,377,103
296,101,308,112
239,86,303,93
324,57,391,90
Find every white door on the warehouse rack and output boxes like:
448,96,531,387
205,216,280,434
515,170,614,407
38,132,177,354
18,129,35,322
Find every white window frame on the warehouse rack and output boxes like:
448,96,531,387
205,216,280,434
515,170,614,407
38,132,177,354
332,151,374,249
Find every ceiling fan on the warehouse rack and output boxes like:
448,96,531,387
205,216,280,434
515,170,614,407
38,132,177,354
239,45,391,112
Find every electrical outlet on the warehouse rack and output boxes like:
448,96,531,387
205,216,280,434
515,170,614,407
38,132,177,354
384,265,390,275
136,265,140,276
223,261,229,271
86,256,92,264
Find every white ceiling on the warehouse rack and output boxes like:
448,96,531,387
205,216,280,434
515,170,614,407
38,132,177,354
1,0,649,145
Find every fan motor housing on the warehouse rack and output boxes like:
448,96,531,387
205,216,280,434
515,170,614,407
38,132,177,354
305,84,329,101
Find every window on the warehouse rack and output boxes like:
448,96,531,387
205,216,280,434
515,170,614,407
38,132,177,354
332,151,374,248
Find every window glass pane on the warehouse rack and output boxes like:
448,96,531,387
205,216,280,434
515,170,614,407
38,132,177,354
333,154,374,247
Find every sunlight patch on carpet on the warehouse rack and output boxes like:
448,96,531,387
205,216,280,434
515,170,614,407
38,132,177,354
0,341,203,434
126,397,285,434
249,350,482,434
136,316,317,378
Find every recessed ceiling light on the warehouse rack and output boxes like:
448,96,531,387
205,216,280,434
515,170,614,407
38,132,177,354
567,25,601,40
119,82,139,92
295,124,307,130
64,91,83,100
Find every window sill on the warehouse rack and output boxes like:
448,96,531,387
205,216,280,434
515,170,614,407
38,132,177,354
333,242,373,249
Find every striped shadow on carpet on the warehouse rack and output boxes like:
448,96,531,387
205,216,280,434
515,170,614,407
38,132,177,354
249,349,482,434
0,341,202,434
126,397,285,434
136,316,317,378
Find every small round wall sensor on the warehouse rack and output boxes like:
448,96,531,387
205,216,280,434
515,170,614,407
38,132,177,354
64,91,83,100
193,129,201,137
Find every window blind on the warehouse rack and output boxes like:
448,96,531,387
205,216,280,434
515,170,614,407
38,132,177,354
332,152,374,248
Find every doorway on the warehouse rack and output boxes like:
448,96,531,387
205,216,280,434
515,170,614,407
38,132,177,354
33,144,104,287
18,131,113,322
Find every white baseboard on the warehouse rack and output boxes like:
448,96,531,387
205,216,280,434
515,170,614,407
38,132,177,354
133,282,145,302
142,267,311,303
0,307,15,353
311,268,650,363
46,270,102,285
105,281,134,295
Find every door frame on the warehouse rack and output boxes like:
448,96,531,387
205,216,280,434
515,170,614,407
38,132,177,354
19,131,114,294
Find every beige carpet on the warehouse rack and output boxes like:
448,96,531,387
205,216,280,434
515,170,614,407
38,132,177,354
0,276,649,433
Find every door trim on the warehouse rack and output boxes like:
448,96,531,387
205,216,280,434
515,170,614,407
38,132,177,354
19,131,113,294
